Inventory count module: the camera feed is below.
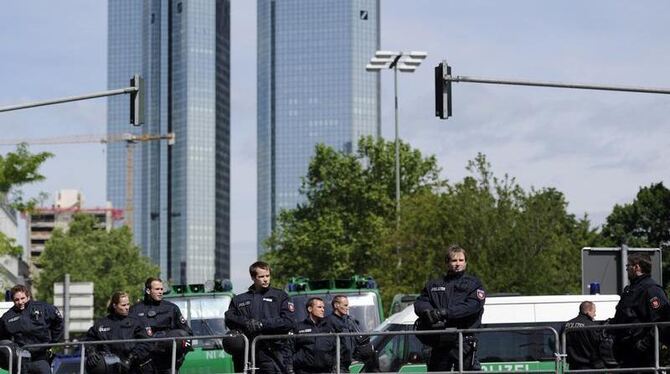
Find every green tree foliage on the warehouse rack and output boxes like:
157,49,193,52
264,136,441,284
600,182,670,285
264,138,600,303
0,144,53,256
380,154,599,299
34,214,159,317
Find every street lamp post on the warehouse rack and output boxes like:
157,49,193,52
367,51,427,267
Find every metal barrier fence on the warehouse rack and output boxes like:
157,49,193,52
2,321,670,374
250,325,560,374
1,333,248,374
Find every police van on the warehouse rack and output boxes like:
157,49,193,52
353,294,620,373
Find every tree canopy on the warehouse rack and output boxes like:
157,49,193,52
34,214,159,317
0,144,53,256
263,138,600,303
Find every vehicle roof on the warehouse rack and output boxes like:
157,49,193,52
381,294,620,326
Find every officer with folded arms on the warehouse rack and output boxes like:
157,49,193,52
130,277,193,374
225,261,296,374
84,291,153,374
0,284,63,374
414,245,486,372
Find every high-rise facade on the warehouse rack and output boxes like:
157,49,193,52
257,0,381,254
107,1,230,283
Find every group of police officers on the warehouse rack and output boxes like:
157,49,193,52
0,278,193,374
0,247,668,373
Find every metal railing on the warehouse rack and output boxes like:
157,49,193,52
2,321,669,374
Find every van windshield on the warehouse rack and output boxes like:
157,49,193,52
290,292,381,331
172,296,231,346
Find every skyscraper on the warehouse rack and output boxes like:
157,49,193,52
107,0,230,283
257,0,381,254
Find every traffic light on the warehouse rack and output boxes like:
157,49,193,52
435,61,452,119
130,74,145,126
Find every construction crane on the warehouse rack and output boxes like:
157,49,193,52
0,132,175,230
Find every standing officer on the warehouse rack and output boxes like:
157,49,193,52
225,261,295,374
324,295,377,372
130,277,193,374
0,284,64,374
84,291,154,374
561,301,605,370
414,245,486,372
293,297,335,374
611,253,669,369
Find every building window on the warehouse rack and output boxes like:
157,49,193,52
360,10,368,20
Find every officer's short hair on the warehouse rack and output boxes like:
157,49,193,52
332,295,348,308
10,284,31,299
145,277,163,293
579,301,594,314
446,244,467,263
306,297,324,313
629,253,652,274
249,261,271,277
107,291,129,314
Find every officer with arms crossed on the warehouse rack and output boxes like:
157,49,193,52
130,277,193,374
324,295,378,372
84,291,154,374
292,297,335,374
561,301,605,370
0,284,64,374
414,245,486,372
611,253,669,369
225,261,296,374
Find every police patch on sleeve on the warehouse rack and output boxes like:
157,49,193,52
180,315,187,324
650,296,661,310
288,302,295,312
145,327,153,336
476,289,486,300
55,307,63,319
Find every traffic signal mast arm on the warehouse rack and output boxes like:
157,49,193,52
435,60,670,119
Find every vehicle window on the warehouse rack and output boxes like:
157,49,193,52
291,292,381,331
375,324,407,372
476,323,560,362
171,296,231,347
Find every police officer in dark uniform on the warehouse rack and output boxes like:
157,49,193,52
611,253,669,369
130,277,193,374
224,261,296,374
561,301,605,370
293,297,335,374
324,295,377,372
0,284,64,374
84,291,154,374
414,245,486,372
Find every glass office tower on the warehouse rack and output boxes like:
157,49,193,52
257,0,381,255
107,0,230,283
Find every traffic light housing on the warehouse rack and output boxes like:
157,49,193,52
130,74,145,126
435,61,452,119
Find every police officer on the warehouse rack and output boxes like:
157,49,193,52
324,295,377,372
224,261,295,374
130,277,193,374
293,297,335,374
561,301,605,370
84,291,154,374
414,245,486,372
0,284,63,374
611,253,669,369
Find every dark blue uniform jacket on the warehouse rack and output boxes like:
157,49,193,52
293,317,335,373
0,300,64,357
130,299,193,336
84,313,152,361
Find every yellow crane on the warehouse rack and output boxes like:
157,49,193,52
0,132,175,230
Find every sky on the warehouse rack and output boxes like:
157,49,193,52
1,1,668,292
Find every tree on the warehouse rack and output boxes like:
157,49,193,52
600,182,670,285
0,144,53,256
263,136,441,284
372,154,600,300
34,214,159,317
